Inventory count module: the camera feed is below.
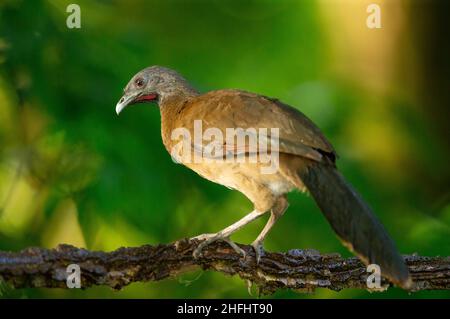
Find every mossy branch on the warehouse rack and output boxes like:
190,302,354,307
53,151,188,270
0,239,449,294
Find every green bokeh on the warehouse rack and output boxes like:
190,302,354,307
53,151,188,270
0,0,449,298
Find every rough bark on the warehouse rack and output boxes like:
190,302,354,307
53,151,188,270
0,239,449,294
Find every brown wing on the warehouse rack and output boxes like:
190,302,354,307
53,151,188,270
180,89,337,163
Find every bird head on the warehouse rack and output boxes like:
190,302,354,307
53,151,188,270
115,66,198,115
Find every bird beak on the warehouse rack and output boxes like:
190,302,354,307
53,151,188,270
116,92,139,115
116,92,159,115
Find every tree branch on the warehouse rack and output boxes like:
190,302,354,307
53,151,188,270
0,239,449,294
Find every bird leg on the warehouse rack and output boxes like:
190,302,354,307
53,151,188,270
251,197,288,264
192,209,266,258
251,212,280,264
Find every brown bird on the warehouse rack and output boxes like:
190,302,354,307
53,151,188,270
116,66,411,289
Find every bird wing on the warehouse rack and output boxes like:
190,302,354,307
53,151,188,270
181,89,336,163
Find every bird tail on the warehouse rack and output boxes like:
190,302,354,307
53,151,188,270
298,162,412,289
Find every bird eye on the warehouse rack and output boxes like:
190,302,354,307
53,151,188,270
135,78,145,87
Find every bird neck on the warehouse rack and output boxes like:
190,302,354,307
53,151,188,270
158,81,199,105
159,90,197,152
159,88,198,115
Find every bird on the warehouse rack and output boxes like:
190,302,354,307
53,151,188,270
115,65,412,289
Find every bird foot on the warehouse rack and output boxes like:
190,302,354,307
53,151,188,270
191,233,246,258
191,233,215,241
251,240,266,264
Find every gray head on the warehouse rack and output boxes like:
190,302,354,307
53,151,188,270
115,66,198,115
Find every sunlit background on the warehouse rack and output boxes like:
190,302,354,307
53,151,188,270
0,0,449,298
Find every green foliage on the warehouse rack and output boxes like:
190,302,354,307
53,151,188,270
0,0,448,298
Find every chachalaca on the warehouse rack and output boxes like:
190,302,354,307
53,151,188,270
116,66,412,289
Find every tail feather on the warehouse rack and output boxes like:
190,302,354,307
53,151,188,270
298,163,411,289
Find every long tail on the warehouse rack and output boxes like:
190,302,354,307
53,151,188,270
298,162,411,289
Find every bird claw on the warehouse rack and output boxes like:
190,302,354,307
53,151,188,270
223,238,247,258
191,234,246,259
251,241,265,265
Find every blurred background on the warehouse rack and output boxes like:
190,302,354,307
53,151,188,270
0,0,449,298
